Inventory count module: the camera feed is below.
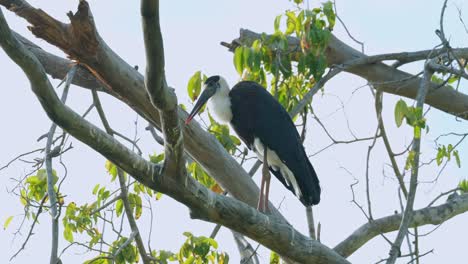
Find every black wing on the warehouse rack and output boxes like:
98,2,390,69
229,81,321,205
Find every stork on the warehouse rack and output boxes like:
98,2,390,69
185,75,321,212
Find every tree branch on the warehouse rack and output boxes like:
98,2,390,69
44,65,75,264
334,192,468,258
140,0,185,181
386,61,433,263
374,89,408,197
13,32,102,90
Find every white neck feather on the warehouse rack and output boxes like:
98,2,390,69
208,77,232,123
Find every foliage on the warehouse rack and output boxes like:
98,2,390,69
177,232,229,264
233,1,334,112
3,216,14,230
436,144,461,168
459,180,468,193
270,251,280,264
22,169,58,203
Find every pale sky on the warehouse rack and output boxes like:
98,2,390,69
1,0,467,263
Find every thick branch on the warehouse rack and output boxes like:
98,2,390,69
334,193,468,257
232,29,468,119
0,8,349,264
140,0,185,180
13,32,102,90
141,0,174,111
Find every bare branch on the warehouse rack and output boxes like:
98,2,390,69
334,192,468,258
232,231,259,264
92,88,152,263
374,89,408,197
10,194,48,261
141,0,185,182
44,65,76,264
385,59,435,264
0,148,43,171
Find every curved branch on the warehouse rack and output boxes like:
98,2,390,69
141,0,185,180
334,193,468,257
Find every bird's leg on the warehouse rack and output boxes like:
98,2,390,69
264,165,271,212
257,171,266,212
257,146,271,213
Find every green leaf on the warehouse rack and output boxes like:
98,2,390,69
322,1,336,29
459,180,468,193
92,184,100,195
413,126,421,139
187,71,202,102
436,147,445,166
105,160,118,182
149,153,165,164
64,225,74,242
133,194,143,220
3,216,13,230
274,15,282,32
394,99,408,127
285,11,296,35
405,150,416,170
155,192,163,200
454,150,461,168
234,47,244,75
115,199,124,217
270,251,280,264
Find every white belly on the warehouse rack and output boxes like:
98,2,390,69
253,138,302,199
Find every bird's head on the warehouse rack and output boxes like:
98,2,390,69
185,75,229,124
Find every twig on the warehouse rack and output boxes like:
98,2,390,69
90,194,122,215
427,187,460,207
374,89,408,197
233,231,259,264
333,1,365,53
10,194,48,261
92,88,152,263
112,231,138,258
386,60,435,264
44,64,76,264
0,148,43,171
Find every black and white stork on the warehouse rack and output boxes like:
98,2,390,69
185,75,321,211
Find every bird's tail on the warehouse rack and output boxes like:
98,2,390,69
300,157,321,206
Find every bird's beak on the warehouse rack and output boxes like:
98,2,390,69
185,85,216,125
